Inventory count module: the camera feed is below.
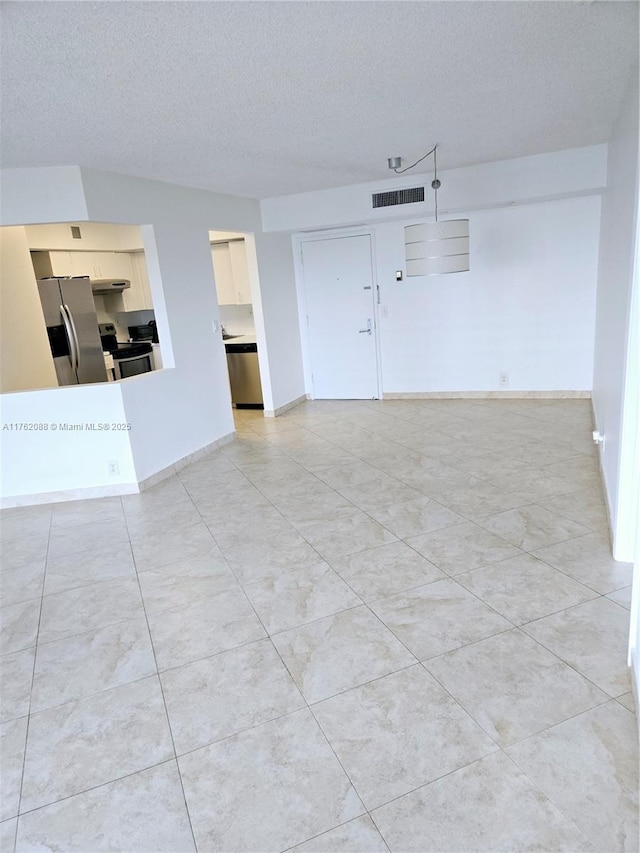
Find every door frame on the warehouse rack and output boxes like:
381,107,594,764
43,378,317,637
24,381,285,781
292,226,382,400
616,198,639,691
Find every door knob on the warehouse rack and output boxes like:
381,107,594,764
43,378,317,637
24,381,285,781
358,319,372,335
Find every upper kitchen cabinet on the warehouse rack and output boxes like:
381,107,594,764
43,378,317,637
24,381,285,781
211,237,251,305
69,251,134,281
228,239,250,304
125,252,153,311
211,243,236,305
27,222,154,312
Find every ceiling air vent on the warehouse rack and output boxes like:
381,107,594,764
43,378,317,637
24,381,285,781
372,186,425,209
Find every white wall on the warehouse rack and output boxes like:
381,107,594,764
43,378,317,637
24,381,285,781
280,149,604,397
0,166,87,225
589,74,640,707
219,304,255,335
261,145,607,232
592,75,640,560
0,165,306,501
78,169,256,480
119,218,235,482
251,231,305,409
0,227,58,393
0,384,136,504
373,197,600,393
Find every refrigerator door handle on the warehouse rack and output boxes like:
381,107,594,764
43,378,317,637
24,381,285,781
60,304,78,372
64,304,81,372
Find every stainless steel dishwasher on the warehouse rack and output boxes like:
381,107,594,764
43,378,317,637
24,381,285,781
225,341,264,409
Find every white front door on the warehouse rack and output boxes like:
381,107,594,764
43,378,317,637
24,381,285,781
301,234,379,399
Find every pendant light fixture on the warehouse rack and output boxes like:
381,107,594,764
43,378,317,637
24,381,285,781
389,145,470,275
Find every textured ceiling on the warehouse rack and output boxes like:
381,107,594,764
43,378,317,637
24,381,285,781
1,1,638,198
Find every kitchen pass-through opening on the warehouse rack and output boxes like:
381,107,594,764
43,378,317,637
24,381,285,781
0,221,171,394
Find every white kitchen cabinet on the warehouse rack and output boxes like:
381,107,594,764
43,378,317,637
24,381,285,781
71,251,134,281
68,253,92,278
71,251,153,311
30,250,74,278
228,239,250,304
211,239,250,305
122,252,153,311
29,242,154,313
49,251,74,276
31,249,135,282
129,251,153,310
211,243,236,305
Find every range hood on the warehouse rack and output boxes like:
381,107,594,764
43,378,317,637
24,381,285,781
91,278,131,294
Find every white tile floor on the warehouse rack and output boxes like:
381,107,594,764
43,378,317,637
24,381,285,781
1,399,637,852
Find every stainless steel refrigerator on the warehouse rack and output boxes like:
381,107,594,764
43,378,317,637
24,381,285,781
37,277,108,385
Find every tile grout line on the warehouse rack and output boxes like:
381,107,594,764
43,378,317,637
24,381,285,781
4,401,624,850
120,507,200,853
210,410,624,748
156,424,398,849
13,756,179,822
499,748,606,848
237,567,395,853
420,630,615,748
185,461,399,850
229,487,524,851
13,503,53,849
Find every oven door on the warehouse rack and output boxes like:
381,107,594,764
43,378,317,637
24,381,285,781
113,352,153,380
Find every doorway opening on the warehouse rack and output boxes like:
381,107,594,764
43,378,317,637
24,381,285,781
209,230,265,411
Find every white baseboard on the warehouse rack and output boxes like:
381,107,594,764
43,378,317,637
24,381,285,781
1,482,141,508
263,394,309,418
631,648,640,738
591,398,616,546
0,431,237,507
382,390,592,400
138,431,236,491
631,647,639,704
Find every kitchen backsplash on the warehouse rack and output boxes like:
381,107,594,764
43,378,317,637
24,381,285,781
121,309,155,326
94,297,155,340
219,303,255,334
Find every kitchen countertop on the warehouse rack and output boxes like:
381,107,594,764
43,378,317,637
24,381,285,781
224,333,256,345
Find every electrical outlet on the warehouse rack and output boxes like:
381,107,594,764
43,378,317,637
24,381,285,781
107,460,120,476
499,372,509,387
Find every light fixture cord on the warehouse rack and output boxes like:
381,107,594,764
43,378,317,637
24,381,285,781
392,144,438,174
393,143,440,220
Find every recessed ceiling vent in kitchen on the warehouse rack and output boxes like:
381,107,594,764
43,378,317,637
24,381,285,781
371,187,425,208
